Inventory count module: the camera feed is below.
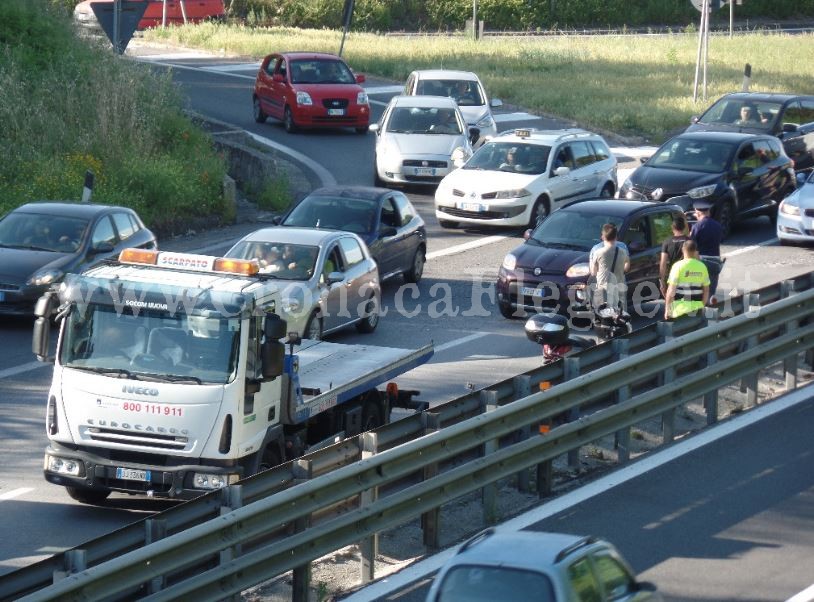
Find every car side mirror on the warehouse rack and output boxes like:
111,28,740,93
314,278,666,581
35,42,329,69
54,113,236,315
523,228,533,240
796,172,808,187
736,165,752,177
355,73,365,84
782,122,798,133
272,73,284,83
635,581,659,593
271,215,282,225
490,98,503,108
640,156,649,164
554,166,570,177
379,225,397,238
90,242,115,255
691,115,700,124
326,271,344,285
468,127,481,146
368,123,380,134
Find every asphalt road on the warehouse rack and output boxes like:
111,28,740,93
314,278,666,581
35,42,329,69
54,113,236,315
1,43,813,599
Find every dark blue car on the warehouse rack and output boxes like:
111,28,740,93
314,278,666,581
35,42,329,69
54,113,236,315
279,186,427,283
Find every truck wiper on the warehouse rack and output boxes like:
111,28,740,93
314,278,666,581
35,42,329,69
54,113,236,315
140,373,203,384
71,366,137,379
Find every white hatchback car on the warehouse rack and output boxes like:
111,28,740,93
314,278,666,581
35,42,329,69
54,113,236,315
370,95,478,187
403,69,503,141
435,128,618,229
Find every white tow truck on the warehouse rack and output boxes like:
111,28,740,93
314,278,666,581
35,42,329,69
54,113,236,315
32,248,432,504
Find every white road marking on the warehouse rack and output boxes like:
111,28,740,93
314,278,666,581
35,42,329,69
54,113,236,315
724,238,779,258
426,235,508,260
200,61,261,72
366,85,404,95
433,333,488,353
343,383,814,602
0,488,33,501
246,131,336,187
493,112,542,123
0,362,45,379
786,583,814,602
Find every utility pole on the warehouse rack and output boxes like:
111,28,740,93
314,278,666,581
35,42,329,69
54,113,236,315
472,0,479,40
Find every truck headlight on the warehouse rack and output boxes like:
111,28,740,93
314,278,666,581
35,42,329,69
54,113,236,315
46,455,83,476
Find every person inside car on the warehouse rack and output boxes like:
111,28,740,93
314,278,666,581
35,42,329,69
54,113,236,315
453,81,477,105
735,105,760,125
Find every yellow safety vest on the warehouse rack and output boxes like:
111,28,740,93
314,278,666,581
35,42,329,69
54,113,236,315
667,258,710,318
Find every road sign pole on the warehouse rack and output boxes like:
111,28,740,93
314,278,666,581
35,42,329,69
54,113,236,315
692,1,705,101
113,0,120,54
702,0,709,102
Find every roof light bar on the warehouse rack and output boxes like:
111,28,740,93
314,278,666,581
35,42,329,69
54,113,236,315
118,248,159,265
213,258,259,276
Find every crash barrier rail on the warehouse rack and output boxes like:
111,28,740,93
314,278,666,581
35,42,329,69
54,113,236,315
4,272,814,601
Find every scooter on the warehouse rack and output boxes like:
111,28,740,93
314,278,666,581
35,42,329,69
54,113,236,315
592,302,633,340
524,312,595,364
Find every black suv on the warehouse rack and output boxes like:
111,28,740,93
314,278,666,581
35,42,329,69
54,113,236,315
619,131,796,237
686,92,814,173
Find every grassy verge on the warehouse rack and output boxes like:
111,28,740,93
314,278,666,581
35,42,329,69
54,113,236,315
145,23,814,143
0,0,230,235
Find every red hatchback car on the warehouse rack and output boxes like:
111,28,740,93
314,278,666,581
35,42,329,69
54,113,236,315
253,52,370,134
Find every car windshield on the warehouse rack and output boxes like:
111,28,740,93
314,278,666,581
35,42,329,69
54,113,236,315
290,59,355,84
436,565,555,602
698,98,782,130
416,78,485,107
0,212,89,253
283,197,377,234
386,106,462,135
529,209,620,250
228,241,319,280
464,141,550,175
59,304,240,385
646,138,734,173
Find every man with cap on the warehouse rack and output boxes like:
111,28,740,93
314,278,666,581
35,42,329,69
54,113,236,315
664,240,710,320
690,199,724,304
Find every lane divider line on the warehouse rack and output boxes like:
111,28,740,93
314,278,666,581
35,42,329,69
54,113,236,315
0,362,46,380
426,235,508,260
0,487,34,501
433,333,489,353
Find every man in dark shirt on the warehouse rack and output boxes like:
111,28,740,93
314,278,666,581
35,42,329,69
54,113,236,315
659,215,690,298
690,199,724,303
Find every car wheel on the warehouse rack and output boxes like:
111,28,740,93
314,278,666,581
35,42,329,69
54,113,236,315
258,443,283,471
304,312,323,340
600,182,615,198
253,96,267,124
356,296,379,333
529,197,550,230
66,486,110,505
715,201,734,239
499,300,515,319
283,106,297,133
439,220,458,229
373,161,386,187
404,246,425,283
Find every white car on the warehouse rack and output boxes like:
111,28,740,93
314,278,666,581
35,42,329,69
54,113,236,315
370,95,477,186
777,171,814,244
403,69,503,142
435,128,618,229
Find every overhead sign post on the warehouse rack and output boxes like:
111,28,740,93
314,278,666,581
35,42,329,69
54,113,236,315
90,0,148,54
691,0,723,102
338,0,355,57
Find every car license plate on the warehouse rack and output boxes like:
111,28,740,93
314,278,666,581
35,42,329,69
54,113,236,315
327,108,345,116
459,202,484,212
521,286,547,298
116,467,151,482
414,167,435,176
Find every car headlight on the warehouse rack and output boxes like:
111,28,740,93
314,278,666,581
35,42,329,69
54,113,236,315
502,254,517,271
27,269,63,287
566,263,590,278
295,91,313,106
494,188,531,200
357,91,368,105
687,184,717,199
451,146,471,165
476,114,495,128
282,299,302,314
780,200,801,216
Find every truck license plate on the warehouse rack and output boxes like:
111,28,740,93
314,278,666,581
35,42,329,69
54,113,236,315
116,467,151,482
327,108,345,116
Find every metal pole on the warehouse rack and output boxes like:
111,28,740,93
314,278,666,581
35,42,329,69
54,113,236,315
113,0,120,54
162,0,168,28
179,0,188,25
472,0,479,40
692,1,706,102
702,0,710,102
729,0,734,37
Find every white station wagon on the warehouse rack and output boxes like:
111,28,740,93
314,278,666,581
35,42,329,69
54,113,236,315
434,128,618,229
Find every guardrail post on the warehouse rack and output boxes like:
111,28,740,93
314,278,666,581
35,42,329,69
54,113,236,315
564,357,581,468
657,322,677,443
53,549,87,583
480,390,499,525
145,518,168,594
781,281,799,390
611,338,631,463
291,459,313,602
421,412,442,552
703,307,720,424
513,375,532,492
738,294,761,407
360,431,378,584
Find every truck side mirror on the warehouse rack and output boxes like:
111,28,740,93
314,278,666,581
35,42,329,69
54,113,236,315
261,313,287,379
32,292,58,362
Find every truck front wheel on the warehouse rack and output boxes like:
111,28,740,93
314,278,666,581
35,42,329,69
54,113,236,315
66,486,111,505
362,397,384,431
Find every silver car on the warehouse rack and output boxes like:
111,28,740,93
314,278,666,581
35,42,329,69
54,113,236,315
225,227,380,340
426,528,662,602
370,95,477,186
403,69,503,142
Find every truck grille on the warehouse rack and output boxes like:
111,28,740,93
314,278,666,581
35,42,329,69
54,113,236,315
87,427,188,450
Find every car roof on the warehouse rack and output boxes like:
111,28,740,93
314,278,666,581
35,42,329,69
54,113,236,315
239,226,348,246
411,69,480,82
390,94,459,109
13,201,133,218
279,52,345,62
670,130,772,143
493,127,602,146
447,530,599,570
717,91,813,104
306,186,390,202
562,199,681,217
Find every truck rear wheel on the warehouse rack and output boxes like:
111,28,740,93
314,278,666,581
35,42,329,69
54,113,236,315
66,486,110,505
362,397,384,431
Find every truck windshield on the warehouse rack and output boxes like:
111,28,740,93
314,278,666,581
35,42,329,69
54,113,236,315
59,304,240,384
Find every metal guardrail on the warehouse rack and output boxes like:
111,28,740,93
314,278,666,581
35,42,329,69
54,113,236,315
4,273,814,601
